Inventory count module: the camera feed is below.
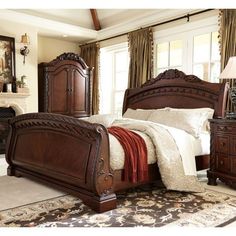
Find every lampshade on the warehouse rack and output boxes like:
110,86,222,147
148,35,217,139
20,33,30,44
219,56,236,79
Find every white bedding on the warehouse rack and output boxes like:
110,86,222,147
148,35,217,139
110,118,204,192
193,131,210,156
109,121,210,174
82,115,208,192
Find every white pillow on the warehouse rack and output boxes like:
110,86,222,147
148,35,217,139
167,107,214,132
123,108,154,120
123,108,167,121
80,114,119,128
148,109,210,138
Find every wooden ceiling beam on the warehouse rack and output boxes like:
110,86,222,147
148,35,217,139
90,9,101,31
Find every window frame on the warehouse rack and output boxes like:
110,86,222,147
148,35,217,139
99,42,129,115
153,14,219,80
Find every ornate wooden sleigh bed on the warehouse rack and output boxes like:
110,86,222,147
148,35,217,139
5,69,228,213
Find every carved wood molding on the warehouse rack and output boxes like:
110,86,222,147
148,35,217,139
209,129,216,171
142,69,202,87
97,157,114,196
48,53,90,70
128,86,219,105
10,113,106,142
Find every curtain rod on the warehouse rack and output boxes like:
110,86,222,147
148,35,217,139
80,9,214,47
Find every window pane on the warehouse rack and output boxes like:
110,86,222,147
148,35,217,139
157,42,168,68
99,44,129,114
156,68,167,74
115,72,128,90
193,64,204,79
171,66,182,71
170,40,182,66
193,63,209,81
193,34,210,63
115,51,128,72
210,62,221,82
211,32,220,61
99,51,113,114
114,91,125,115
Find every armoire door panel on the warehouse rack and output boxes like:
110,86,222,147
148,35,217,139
49,70,69,114
73,69,87,113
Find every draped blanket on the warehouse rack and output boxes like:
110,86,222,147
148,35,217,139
110,119,204,193
108,126,148,183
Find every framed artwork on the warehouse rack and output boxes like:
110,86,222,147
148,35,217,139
0,35,16,84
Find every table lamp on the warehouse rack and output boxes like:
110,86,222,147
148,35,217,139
219,56,236,119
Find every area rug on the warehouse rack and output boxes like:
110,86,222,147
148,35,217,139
1,185,236,228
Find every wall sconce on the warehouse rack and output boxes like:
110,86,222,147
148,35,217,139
20,33,30,64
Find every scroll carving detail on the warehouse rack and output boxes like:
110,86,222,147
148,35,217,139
142,69,202,87
11,113,103,141
48,52,89,70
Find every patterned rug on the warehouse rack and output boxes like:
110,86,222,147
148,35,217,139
1,186,236,227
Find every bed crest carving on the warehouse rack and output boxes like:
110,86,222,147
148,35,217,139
142,69,202,87
128,86,219,105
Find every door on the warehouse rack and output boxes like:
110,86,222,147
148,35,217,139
71,67,90,117
48,67,70,115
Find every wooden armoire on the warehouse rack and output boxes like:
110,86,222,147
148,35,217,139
38,53,93,118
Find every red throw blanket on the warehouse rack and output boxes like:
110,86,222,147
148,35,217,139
107,126,148,183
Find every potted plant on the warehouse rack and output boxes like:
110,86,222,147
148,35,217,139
16,80,25,88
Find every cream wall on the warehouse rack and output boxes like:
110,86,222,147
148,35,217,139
0,20,38,113
0,25,80,113
99,35,127,48
38,36,79,63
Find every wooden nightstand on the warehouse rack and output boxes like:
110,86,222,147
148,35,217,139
207,119,236,189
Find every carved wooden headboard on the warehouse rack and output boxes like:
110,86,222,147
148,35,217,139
122,69,229,118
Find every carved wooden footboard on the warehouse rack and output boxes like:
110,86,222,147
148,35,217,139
5,113,116,213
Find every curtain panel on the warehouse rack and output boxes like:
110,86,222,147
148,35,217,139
80,43,100,114
219,9,236,112
128,28,153,88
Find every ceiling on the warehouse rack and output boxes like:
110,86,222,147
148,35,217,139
1,9,201,43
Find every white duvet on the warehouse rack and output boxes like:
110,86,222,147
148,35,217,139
82,116,205,192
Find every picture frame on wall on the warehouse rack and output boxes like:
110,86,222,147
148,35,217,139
0,35,16,92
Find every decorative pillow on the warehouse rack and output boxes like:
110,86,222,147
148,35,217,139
147,109,210,138
79,114,119,128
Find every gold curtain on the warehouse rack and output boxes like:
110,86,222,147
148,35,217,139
128,28,153,88
219,9,236,112
80,43,100,114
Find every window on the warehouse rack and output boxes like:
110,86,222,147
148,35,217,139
154,14,220,82
156,40,183,74
99,43,129,115
193,32,220,82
